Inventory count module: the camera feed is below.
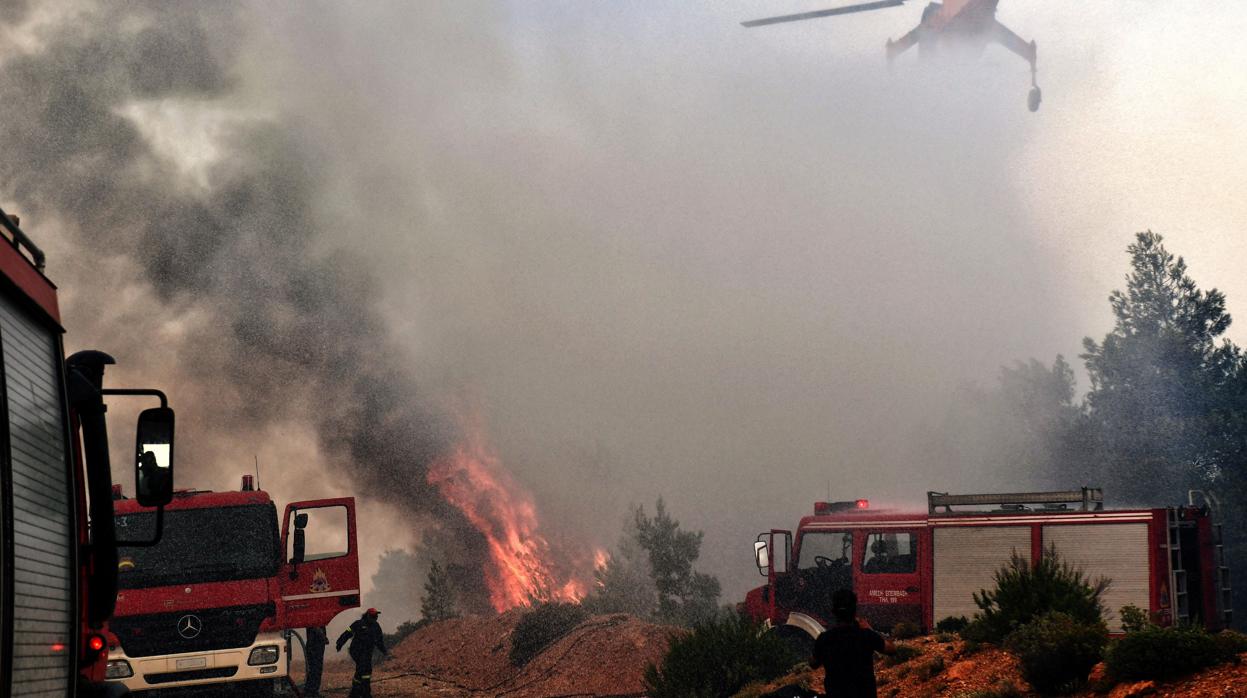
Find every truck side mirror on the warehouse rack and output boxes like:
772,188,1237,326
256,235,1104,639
290,525,305,563
754,540,770,571
135,407,175,508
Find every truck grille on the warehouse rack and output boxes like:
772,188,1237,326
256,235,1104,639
144,667,239,684
112,603,275,657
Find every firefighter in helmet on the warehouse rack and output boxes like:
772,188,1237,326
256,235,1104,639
336,608,388,698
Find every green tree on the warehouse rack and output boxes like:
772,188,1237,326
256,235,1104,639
367,548,428,633
1078,231,1247,620
922,355,1094,493
996,355,1093,487
1080,231,1242,502
633,498,721,626
586,499,721,625
583,514,658,618
420,559,458,623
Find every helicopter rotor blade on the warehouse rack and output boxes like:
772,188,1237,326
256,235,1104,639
742,0,907,28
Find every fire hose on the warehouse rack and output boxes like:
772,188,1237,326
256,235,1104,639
282,629,306,698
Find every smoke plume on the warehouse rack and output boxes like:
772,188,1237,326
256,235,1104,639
8,1,1234,610
0,1,519,610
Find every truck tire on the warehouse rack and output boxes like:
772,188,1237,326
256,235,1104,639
774,624,814,661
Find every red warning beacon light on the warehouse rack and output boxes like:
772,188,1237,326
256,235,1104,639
814,499,870,515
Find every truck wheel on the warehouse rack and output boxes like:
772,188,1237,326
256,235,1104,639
774,625,814,661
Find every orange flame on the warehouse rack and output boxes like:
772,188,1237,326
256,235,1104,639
426,413,595,612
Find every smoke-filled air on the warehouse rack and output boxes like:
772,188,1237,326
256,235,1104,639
3,2,1247,693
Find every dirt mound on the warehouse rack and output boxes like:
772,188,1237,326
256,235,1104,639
493,614,678,698
388,608,529,690
327,610,678,697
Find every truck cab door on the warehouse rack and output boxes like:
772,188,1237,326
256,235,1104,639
278,497,361,628
758,529,791,621
856,528,923,631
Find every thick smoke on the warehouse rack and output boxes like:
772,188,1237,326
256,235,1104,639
228,1,1080,601
0,1,502,610
0,2,1077,608
8,1,1235,613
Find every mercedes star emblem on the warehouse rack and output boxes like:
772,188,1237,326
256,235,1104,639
177,614,203,639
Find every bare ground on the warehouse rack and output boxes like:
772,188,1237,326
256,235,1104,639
306,617,1246,697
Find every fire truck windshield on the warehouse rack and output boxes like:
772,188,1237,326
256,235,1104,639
115,503,279,589
797,531,853,570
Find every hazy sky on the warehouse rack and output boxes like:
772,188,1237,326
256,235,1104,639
4,1,1247,610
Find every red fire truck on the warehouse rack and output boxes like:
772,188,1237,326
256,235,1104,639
104,477,360,695
0,208,178,697
743,489,1232,648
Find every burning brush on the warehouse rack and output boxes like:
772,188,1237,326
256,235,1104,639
426,411,601,612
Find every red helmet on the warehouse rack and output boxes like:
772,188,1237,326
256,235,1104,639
366,607,380,616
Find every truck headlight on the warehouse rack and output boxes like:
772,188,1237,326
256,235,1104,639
105,659,133,679
248,645,280,666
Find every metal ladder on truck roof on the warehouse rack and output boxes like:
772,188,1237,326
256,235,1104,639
927,487,1104,514
1166,508,1189,625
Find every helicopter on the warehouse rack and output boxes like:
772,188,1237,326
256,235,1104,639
743,0,1042,112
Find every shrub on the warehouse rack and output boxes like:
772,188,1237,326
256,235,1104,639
644,613,799,698
913,655,945,681
891,621,921,640
1104,625,1240,682
971,546,1109,643
1214,629,1247,657
960,619,994,644
1118,604,1152,634
1004,612,1106,695
509,602,590,666
936,616,969,633
883,644,922,666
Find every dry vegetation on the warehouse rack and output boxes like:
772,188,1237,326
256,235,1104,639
742,634,1247,698
312,613,1246,698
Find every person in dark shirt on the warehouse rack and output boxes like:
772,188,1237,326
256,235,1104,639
336,608,388,698
810,589,895,698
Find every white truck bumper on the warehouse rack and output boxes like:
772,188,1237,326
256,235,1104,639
105,630,287,693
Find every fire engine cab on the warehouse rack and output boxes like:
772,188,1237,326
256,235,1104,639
105,477,360,695
743,488,1232,649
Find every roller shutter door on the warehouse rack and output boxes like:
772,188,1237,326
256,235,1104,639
1043,523,1149,632
933,525,1032,623
1,294,72,698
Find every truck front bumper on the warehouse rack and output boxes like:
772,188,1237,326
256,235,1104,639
105,630,287,693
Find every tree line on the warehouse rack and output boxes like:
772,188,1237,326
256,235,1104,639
973,231,1245,621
